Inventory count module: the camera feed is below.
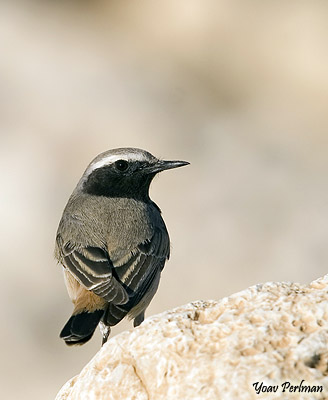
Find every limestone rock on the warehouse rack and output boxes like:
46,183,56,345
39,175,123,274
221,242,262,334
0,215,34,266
56,276,328,400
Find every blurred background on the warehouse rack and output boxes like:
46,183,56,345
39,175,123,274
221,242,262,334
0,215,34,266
1,0,328,398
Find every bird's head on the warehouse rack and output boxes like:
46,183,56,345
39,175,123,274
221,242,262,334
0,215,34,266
77,148,189,200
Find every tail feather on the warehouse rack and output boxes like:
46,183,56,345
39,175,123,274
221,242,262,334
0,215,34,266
60,309,104,346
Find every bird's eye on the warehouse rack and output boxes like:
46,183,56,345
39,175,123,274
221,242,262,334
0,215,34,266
115,159,129,172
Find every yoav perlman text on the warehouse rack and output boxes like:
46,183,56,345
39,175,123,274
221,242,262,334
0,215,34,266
253,380,323,395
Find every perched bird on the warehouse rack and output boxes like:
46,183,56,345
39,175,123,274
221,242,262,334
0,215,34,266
55,147,189,346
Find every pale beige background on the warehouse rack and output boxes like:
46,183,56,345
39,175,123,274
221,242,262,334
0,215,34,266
1,1,328,399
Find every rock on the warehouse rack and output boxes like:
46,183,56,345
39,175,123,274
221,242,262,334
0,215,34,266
56,276,328,400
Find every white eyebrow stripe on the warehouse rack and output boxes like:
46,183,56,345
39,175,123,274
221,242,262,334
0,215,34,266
86,153,146,175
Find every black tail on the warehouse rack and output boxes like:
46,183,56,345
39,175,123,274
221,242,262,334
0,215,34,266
60,310,104,346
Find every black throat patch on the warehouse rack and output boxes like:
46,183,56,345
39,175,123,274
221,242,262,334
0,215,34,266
83,166,155,200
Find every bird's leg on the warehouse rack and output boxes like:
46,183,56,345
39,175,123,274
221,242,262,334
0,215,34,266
133,311,145,327
100,322,111,346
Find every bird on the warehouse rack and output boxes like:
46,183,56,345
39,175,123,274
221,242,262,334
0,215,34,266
55,147,189,346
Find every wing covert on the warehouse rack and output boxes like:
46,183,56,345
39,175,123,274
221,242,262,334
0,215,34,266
113,227,170,303
60,242,129,305
57,226,169,308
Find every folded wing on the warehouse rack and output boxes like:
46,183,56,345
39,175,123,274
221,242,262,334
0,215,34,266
57,226,170,309
114,227,170,304
61,243,129,305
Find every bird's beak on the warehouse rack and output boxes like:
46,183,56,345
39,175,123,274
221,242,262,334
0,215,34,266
145,160,190,174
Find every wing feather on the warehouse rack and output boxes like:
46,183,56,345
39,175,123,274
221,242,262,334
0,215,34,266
114,227,170,302
61,242,129,305
57,226,170,310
